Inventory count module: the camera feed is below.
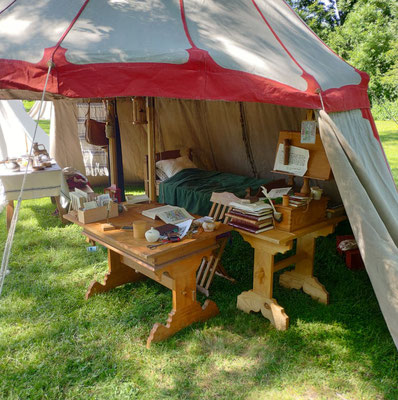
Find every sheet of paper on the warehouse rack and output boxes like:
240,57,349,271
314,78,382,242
194,216,214,224
176,219,192,238
83,201,98,210
301,120,317,144
267,187,292,199
274,144,309,177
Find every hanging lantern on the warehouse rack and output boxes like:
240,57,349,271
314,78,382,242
132,96,147,124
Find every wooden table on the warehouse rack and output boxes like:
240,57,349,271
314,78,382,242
64,204,232,348
236,216,346,330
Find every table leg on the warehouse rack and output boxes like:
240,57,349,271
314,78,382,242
279,235,329,304
147,253,219,348
54,195,67,224
6,201,14,231
237,248,289,331
86,249,146,299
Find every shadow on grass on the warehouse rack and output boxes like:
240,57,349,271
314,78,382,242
378,131,398,144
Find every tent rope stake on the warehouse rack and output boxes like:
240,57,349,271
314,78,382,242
0,62,53,297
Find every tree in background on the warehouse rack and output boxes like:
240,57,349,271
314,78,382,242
328,0,397,101
287,0,398,103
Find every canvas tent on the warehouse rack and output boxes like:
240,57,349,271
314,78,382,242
28,100,53,121
0,0,397,348
0,100,49,160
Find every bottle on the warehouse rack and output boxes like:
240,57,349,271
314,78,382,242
145,227,160,242
202,219,216,232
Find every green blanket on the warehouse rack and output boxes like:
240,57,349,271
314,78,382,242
158,168,270,216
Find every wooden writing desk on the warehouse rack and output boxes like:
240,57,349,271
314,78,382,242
64,204,232,348
236,216,345,330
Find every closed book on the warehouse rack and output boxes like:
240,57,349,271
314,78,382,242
228,220,274,234
226,211,272,223
227,214,272,227
229,209,273,219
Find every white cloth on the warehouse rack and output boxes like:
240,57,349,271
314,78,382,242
318,109,398,349
0,100,49,160
28,101,53,120
0,163,69,210
77,103,108,177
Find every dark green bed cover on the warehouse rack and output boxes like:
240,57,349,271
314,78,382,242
158,168,270,216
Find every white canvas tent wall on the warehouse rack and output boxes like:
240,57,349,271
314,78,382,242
28,100,53,121
0,0,397,348
0,100,49,160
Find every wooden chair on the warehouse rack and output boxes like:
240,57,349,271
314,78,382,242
196,192,242,297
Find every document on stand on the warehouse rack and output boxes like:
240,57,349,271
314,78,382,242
274,144,309,176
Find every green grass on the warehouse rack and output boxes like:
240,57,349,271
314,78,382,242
376,120,398,183
0,124,397,399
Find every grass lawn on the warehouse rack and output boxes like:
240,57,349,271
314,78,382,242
376,121,398,183
0,123,397,399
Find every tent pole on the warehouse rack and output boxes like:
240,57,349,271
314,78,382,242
106,100,118,187
146,97,156,202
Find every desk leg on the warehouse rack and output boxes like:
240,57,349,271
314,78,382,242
6,201,14,231
54,196,67,224
237,248,289,331
86,249,145,299
147,253,219,348
279,235,329,304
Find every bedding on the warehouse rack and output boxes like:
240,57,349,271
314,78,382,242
156,156,197,178
158,168,272,216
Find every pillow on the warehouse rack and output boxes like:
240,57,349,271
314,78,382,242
156,168,169,181
156,156,197,178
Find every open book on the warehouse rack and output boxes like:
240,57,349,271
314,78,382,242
142,205,194,224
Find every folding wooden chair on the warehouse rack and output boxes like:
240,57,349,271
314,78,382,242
196,192,241,297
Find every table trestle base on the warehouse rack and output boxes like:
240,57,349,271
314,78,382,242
279,271,329,304
237,290,289,331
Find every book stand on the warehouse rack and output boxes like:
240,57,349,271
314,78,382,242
272,130,332,232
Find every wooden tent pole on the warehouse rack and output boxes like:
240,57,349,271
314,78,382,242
146,97,156,202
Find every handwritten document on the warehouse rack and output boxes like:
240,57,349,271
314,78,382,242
274,144,309,176
301,121,317,144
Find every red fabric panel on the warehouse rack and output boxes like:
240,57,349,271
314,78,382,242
0,46,370,112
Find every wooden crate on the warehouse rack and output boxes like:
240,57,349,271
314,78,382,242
78,201,119,224
274,197,328,232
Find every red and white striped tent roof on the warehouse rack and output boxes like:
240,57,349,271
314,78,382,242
0,0,369,112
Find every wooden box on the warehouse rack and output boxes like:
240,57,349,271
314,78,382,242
77,202,119,224
336,235,365,270
274,197,328,232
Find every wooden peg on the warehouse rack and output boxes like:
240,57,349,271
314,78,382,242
283,139,290,165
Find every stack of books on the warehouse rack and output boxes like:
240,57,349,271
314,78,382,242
226,201,274,234
288,194,311,207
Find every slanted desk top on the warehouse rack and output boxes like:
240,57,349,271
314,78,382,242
64,203,232,269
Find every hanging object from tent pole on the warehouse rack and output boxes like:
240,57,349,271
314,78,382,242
146,97,156,202
132,97,147,125
299,109,317,195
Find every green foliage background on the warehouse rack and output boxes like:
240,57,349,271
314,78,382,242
287,0,398,108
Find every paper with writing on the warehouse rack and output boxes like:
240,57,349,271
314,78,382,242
301,121,317,144
267,187,292,199
274,144,309,176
